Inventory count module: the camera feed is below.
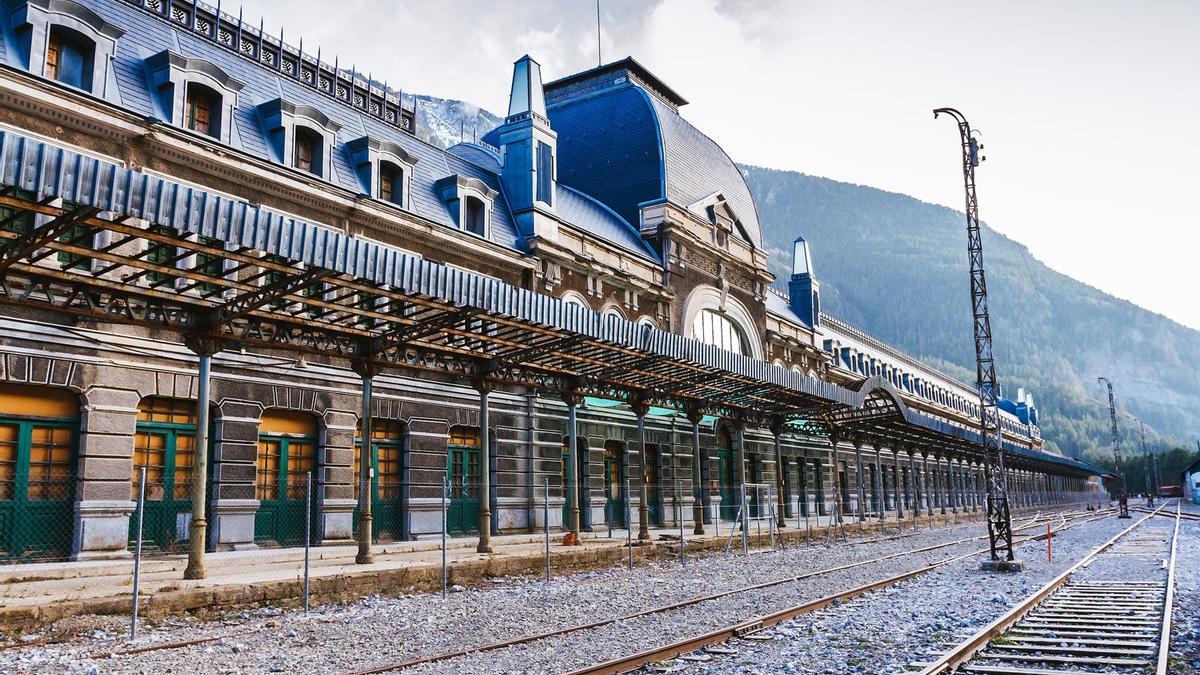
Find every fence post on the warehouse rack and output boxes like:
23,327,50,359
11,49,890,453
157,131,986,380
625,478,633,571
130,466,146,640
442,476,448,598
741,482,749,557
304,470,311,614
768,483,776,550
544,478,550,582
677,480,684,563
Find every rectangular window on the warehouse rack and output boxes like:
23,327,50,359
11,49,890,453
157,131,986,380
195,236,224,296
0,188,37,235
536,141,553,205
46,33,62,81
56,218,93,271
379,172,394,203
146,224,179,286
185,90,212,136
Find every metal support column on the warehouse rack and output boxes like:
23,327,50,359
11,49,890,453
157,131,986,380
476,379,493,553
687,406,705,536
893,448,904,521
183,335,219,580
353,359,378,564
771,419,787,530
634,398,651,542
873,444,885,521
564,390,582,542
853,439,867,522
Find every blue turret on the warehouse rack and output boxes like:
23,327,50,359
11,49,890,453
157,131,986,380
495,55,558,243
788,235,821,328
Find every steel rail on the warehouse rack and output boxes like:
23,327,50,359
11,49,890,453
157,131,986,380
1155,499,1181,675
567,513,1110,675
335,511,1097,675
915,500,1175,675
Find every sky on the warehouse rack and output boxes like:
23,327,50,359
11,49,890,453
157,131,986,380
237,0,1200,330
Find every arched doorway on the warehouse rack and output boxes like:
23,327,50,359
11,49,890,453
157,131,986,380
354,419,406,542
255,410,317,546
447,426,481,534
131,397,206,551
603,441,625,527
0,384,77,561
715,427,736,520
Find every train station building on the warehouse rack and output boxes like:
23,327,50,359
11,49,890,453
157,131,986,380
0,0,1107,565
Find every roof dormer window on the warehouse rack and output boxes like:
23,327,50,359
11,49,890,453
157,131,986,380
434,174,497,239
46,25,94,91
145,50,243,143
346,136,418,210
259,98,341,179
13,0,124,99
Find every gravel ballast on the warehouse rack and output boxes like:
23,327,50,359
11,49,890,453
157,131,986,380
0,509,1143,674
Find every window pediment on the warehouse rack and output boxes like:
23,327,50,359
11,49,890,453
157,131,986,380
258,97,341,177
347,136,417,208
434,174,497,237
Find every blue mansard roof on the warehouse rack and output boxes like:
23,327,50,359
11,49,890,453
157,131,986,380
538,61,764,251
2,0,524,250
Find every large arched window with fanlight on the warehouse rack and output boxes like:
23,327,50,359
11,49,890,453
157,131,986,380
691,309,750,356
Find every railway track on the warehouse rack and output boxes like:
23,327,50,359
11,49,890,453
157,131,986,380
916,500,1181,675
31,508,1096,670
332,509,1107,675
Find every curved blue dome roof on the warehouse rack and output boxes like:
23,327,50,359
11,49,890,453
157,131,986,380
545,74,763,250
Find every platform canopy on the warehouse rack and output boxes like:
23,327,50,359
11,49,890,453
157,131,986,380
0,129,1096,476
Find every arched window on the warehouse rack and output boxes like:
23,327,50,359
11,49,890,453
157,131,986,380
184,83,220,138
562,292,588,309
46,25,95,92
691,309,750,356
464,196,486,236
293,127,322,176
379,161,403,206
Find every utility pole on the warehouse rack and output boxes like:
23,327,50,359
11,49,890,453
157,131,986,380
1098,377,1130,518
934,107,1019,571
1139,421,1153,496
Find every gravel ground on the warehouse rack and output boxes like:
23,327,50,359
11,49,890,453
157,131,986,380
1170,515,1200,674
0,512,1070,674
690,512,1135,674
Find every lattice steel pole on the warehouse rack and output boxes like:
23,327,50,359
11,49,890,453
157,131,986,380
1098,377,1130,518
934,108,1017,569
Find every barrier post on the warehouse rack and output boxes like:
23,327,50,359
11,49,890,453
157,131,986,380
741,483,749,557
130,466,146,640
625,478,633,571
1047,522,1052,562
544,478,551,582
442,477,448,598
304,471,311,614
677,480,684,563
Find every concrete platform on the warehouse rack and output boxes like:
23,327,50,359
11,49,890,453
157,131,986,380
0,506,1055,632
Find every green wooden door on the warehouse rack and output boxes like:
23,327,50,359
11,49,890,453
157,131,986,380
644,447,661,525
603,445,625,527
130,400,200,551
0,417,75,562
254,435,316,546
447,444,481,534
353,422,405,542
717,447,736,520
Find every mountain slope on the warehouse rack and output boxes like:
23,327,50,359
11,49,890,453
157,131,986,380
742,165,1200,456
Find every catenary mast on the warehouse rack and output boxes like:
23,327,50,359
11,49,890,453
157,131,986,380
934,108,1017,567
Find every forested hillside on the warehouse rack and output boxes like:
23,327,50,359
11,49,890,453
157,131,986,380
742,165,1200,458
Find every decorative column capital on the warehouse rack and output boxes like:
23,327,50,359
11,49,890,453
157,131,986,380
768,416,786,438
684,402,705,426
630,393,652,418
351,357,381,379
183,333,225,357
472,376,494,395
